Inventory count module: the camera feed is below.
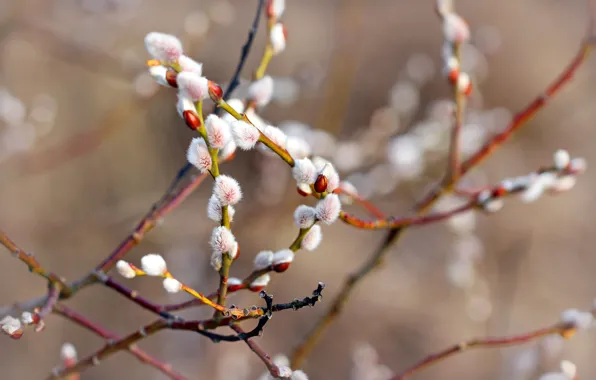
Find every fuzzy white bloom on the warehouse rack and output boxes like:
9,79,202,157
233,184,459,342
116,260,137,279
178,55,203,75
186,138,212,173
60,343,77,361
553,149,570,170
248,76,274,107
20,312,34,325
250,273,271,288
319,163,340,192
162,277,182,293
210,226,237,255
570,157,587,173
297,183,312,196
520,172,557,203
1,316,22,335
456,72,471,94
254,250,274,270
267,0,286,19
443,13,470,43
538,373,571,380
500,178,516,192
292,158,317,185
263,125,287,147
213,175,242,206
144,32,183,62
148,65,170,87
211,250,222,271
301,225,322,251
560,360,577,378
219,140,237,160
551,176,577,192
176,94,195,117
205,115,231,149
273,249,294,265
207,195,236,223
483,198,504,213
231,119,260,150
291,370,309,380
141,254,167,276
293,205,316,228
561,308,593,330
315,194,341,224
228,277,242,287
270,23,287,55
286,136,311,159
436,0,453,16
176,72,209,101
277,366,293,379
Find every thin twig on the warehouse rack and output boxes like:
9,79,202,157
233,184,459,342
390,322,577,379
290,38,593,369
52,304,186,380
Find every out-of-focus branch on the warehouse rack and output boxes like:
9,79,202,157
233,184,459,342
290,25,594,371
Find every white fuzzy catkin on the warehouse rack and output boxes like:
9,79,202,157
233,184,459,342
213,175,242,206
162,277,182,293
116,260,137,279
210,226,237,255
176,72,209,101
205,115,231,149
254,250,274,270
248,76,274,107
315,194,341,224
141,254,167,276
272,249,294,265
176,94,195,117
292,158,317,185
178,55,203,75
186,138,212,173
207,195,236,222
553,149,570,170
301,225,322,251
148,65,170,87
443,13,470,43
60,343,77,361
144,32,183,62
293,205,316,228
270,23,287,55
231,119,260,150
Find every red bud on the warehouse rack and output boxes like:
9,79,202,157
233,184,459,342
208,81,223,102
249,284,265,292
273,262,291,273
165,70,178,88
297,186,310,197
183,110,201,131
314,174,328,193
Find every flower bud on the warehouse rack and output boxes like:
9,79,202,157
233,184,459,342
183,110,201,131
208,81,223,102
272,249,294,273
314,174,328,193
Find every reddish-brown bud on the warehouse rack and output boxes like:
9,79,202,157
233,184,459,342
314,174,328,193
208,81,223,102
228,284,244,292
492,187,507,198
183,110,201,131
9,330,24,340
273,262,291,273
165,70,178,88
448,69,458,84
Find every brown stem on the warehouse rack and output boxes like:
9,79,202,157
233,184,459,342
391,322,577,379
290,40,593,369
53,304,185,380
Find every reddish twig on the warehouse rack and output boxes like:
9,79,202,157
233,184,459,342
339,201,475,230
0,230,69,291
391,322,577,379
290,38,594,369
52,304,186,380
231,324,282,377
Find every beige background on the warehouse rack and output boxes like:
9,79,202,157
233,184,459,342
1,0,596,379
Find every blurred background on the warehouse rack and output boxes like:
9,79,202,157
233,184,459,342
1,0,596,379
